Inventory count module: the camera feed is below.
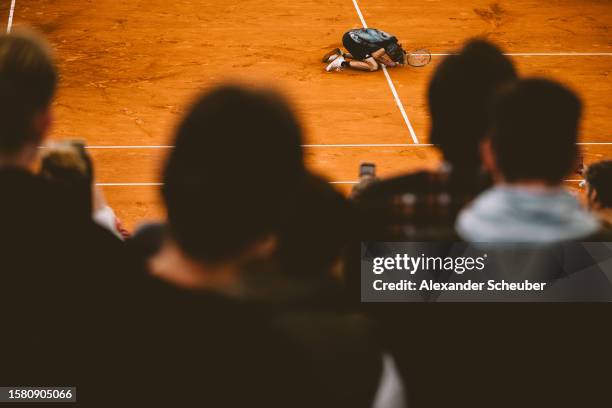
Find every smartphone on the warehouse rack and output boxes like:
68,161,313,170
359,162,376,178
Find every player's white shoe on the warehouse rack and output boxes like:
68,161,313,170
322,48,342,63
325,55,345,72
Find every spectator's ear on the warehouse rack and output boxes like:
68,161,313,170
586,184,599,210
480,138,501,181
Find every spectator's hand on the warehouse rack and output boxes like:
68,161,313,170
115,218,131,240
350,175,379,200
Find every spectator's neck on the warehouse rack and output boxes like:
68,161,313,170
149,238,243,298
499,180,563,192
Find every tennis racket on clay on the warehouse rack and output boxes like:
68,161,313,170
406,48,431,67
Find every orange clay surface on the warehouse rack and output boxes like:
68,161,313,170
4,0,611,230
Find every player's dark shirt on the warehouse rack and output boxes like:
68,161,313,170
347,28,397,55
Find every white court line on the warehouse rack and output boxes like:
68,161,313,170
431,53,612,56
303,143,432,147
351,0,368,27
80,142,611,149
96,181,358,187
98,180,585,187
97,182,163,186
351,0,419,144
83,143,434,149
85,145,174,149
381,67,419,143
6,0,15,33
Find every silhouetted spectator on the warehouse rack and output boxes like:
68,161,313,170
124,85,338,407
276,172,356,280
347,41,518,408
353,39,517,240
244,172,395,407
456,78,599,242
127,97,401,405
442,80,610,408
39,139,129,239
585,160,612,230
0,30,128,392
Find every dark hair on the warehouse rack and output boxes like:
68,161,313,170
276,173,355,277
491,78,581,184
428,39,516,169
0,30,57,153
586,161,612,208
385,42,405,64
162,84,305,263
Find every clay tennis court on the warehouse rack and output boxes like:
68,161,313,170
3,0,610,229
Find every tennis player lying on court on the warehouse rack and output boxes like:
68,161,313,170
323,28,406,72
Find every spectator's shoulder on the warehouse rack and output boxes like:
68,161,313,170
583,226,612,242
0,169,69,224
0,167,47,195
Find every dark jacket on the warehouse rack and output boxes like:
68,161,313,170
0,167,127,392
114,270,334,408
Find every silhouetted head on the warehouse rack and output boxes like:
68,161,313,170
586,160,612,208
0,30,57,157
488,78,581,185
276,172,355,277
163,84,305,263
428,39,516,170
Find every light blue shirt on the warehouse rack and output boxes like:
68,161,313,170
456,185,600,242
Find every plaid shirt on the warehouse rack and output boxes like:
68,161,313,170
352,164,489,240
